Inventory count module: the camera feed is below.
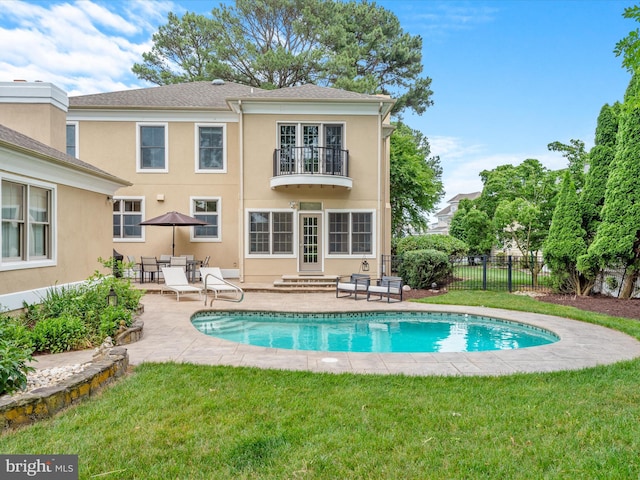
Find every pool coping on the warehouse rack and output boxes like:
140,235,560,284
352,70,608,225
34,292,640,376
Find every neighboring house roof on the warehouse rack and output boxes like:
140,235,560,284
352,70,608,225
435,204,452,217
0,123,129,186
447,191,481,203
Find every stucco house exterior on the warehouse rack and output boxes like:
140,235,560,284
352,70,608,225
428,192,481,235
0,81,129,310
67,80,395,284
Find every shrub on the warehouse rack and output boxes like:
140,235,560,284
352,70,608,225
396,234,468,257
99,306,133,340
31,315,88,354
398,249,452,289
0,319,34,396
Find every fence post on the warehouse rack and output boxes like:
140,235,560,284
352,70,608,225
482,255,487,290
507,256,513,292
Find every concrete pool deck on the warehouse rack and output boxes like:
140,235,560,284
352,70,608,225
33,291,640,376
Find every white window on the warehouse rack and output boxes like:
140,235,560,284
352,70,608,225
191,197,221,241
137,123,168,172
1,177,54,265
66,122,78,157
113,198,144,241
248,210,294,255
195,124,226,172
276,123,346,175
328,211,374,255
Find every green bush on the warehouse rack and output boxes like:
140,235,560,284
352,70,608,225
397,249,452,289
396,234,468,257
99,306,133,340
31,315,88,354
0,319,34,396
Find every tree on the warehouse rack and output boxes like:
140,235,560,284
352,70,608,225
131,0,433,116
547,138,587,192
580,103,620,243
390,122,444,237
614,5,640,74
478,159,559,286
579,74,640,298
449,200,494,255
543,172,590,294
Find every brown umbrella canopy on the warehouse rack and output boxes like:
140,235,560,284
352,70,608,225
139,211,210,256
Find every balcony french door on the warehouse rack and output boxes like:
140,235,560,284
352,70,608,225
299,214,321,272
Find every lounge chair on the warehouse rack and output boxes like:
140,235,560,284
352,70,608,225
200,267,244,303
160,267,203,301
336,274,370,300
367,276,403,303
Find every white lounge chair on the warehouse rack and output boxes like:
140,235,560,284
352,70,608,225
367,276,403,303
161,267,203,301
200,267,244,304
336,274,370,300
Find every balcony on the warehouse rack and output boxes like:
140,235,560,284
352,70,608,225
271,146,351,189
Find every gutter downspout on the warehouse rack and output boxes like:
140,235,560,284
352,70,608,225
378,102,383,278
238,99,245,283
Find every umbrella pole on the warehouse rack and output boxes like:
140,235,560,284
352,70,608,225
172,226,176,256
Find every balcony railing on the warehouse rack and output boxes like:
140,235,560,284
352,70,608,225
273,146,349,177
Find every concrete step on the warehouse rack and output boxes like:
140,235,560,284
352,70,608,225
274,275,338,289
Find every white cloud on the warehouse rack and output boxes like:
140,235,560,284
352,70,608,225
0,0,175,94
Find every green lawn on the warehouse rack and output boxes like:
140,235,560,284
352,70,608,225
2,292,640,479
451,264,553,290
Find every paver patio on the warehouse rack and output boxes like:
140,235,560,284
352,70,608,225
33,291,640,376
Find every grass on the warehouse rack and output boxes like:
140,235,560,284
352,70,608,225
2,292,640,479
452,265,553,290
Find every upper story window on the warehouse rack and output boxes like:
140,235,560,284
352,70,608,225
113,198,143,240
1,178,54,264
191,197,220,240
66,122,77,157
137,123,168,172
276,123,346,176
196,124,226,173
328,211,373,255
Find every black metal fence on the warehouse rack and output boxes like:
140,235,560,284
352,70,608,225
381,254,551,292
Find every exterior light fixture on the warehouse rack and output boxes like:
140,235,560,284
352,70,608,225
361,260,370,272
107,286,118,307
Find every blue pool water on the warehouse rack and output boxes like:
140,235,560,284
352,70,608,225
190,311,559,353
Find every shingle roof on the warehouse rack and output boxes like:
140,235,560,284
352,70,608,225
70,81,263,109
69,81,393,109
0,123,128,184
447,192,481,203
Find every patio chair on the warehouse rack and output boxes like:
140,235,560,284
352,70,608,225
170,256,187,273
200,267,244,303
367,276,403,303
336,273,370,300
193,255,210,282
140,256,161,283
160,267,203,301
126,255,141,282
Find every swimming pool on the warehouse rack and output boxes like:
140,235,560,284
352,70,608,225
191,311,559,353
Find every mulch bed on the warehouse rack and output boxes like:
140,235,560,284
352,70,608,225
402,289,640,320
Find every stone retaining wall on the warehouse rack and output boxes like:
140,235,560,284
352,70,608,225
0,347,129,432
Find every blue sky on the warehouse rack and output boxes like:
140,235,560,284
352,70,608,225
0,0,633,217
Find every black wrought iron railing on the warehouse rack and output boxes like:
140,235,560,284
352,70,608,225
381,254,552,292
273,146,349,177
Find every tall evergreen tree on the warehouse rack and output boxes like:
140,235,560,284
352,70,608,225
580,103,620,242
579,74,640,298
543,172,590,294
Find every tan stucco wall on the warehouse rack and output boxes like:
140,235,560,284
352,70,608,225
0,184,114,296
73,110,391,283
0,103,67,152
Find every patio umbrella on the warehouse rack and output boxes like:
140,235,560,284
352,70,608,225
139,211,210,256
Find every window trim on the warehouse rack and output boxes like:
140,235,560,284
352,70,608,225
325,209,376,258
136,122,168,173
66,121,79,158
0,173,57,270
190,196,222,242
245,209,296,258
194,123,227,173
112,196,145,243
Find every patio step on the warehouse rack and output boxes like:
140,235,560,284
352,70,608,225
274,275,338,289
